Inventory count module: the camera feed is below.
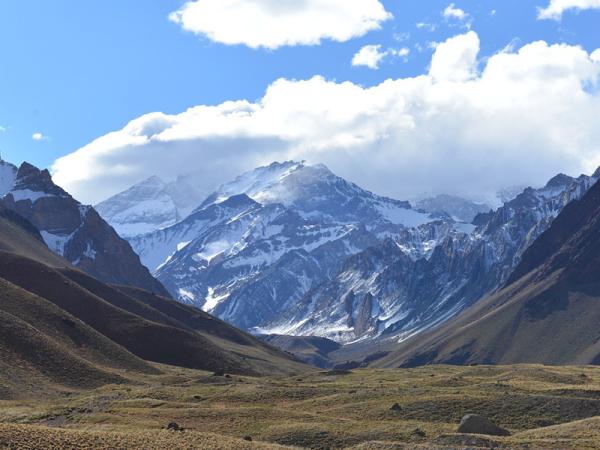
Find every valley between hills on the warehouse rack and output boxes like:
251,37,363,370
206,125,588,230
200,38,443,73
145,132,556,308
3,158,600,449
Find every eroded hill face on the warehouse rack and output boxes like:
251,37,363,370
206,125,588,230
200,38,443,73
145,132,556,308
0,252,306,378
0,277,154,399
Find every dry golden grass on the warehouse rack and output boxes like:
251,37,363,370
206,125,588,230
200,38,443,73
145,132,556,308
3,364,600,449
0,423,294,449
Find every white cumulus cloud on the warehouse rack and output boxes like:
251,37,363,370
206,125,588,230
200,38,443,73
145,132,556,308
538,0,600,19
169,0,392,49
352,45,387,69
429,31,480,82
352,45,410,69
32,132,46,141
442,3,472,28
53,32,600,206
443,3,467,20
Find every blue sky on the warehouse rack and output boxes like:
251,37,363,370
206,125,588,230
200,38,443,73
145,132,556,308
2,0,600,203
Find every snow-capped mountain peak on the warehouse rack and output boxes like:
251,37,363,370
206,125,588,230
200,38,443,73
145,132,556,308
198,160,311,209
198,161,435,231
0,159,17,196
544,173,573,189
96,174,204,238
124,161,469,335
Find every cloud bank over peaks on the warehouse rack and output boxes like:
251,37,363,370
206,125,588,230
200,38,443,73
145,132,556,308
52,31,600,206
169,0,392,49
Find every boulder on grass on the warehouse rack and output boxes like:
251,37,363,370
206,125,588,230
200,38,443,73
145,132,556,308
457,414,510,436
167,422,183,432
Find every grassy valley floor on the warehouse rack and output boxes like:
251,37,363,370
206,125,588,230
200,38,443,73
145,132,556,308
3,364,600,449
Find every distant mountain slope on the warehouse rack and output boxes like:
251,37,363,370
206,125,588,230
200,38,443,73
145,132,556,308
96,175,203,238
261,334,342,368
0,161,168,296
374,178,600,367
415,194,491,222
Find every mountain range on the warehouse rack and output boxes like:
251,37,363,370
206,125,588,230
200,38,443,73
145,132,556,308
121,161,454,334
288,170,598,343
96,160,600,361
95,174,204,238
1,154,599,379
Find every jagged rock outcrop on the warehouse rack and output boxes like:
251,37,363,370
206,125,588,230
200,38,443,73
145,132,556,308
0,161,169,296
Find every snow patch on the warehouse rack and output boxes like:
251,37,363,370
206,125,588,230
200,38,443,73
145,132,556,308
40,231,73,256
196,240,232,263
0,163,17,196
203,287,230,312
83,243,97,260
9,189,53,203
177,241,191,251
375,203,433,227
178,288,196,304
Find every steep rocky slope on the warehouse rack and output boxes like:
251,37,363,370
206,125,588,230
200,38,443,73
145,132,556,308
374,177,600,367
290,170,599,343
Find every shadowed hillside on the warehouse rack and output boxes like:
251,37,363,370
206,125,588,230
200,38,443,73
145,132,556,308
0,205,308,397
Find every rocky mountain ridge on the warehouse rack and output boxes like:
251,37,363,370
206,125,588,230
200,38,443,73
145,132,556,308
374,173,600,367
0,160,169,295
287,169,599,343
